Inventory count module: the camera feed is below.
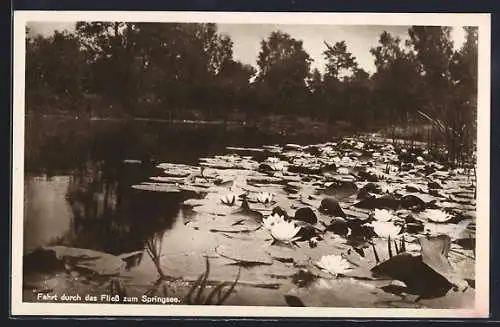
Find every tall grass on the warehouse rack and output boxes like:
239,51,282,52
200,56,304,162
382,110,476,169
184,256,241,305
145,233,166,280
144,234,239,305
417,110,476,168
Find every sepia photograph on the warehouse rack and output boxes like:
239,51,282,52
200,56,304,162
11,11,490,317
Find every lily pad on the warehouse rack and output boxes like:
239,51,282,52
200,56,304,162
318,180,358,200
215,243,273,265
131,183,180,193
284,278,401,307
319,198,346,217
293,207,318,225
264,244,309,263
25,246,140,277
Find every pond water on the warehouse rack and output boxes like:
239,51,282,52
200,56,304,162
22,116,477,308
23,117,336,255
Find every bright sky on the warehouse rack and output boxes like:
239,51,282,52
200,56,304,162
28,22,467,74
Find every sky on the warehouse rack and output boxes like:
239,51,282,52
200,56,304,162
27,22,467,74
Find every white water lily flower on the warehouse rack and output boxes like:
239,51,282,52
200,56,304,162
262,213,285,230
369,221,402,238
354,141,365,150
337,167,350,175
372,209,393,222
269,220,301,242
380,184,396,194
220,193,236,206
404,242,422,254
426,209,453,223
266,157,280,164
382,144,395,152
341,156,352,165
257,192,274,203
315,254,353,277
257,192,274,204
270,161,285,171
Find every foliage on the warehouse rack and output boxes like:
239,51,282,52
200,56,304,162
25,23,478,164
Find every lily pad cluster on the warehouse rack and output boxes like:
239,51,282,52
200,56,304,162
128,135,476,307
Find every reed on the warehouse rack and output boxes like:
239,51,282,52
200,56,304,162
145,233,166,279
184,256,241,305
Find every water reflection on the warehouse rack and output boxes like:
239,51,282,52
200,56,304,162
23,175,73,254
24,158,185,258
23,117,328,263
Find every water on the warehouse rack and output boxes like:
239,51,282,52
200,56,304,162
21,116,477,308
23,116,333,257
22,116,348,305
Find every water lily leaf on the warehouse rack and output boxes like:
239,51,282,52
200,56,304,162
284,143,303,151
123,159,142,164
247,176,284,185
284,295,306,307
405,183,428,193
356,170,379,182
178,184,210,194
215,243,273,265
192,202,239,216
284,181,304,194
317,180,358,200
358,182,381,194
208,221,261,233
400,194,437,208
371,253,453,298
293,207,318,225
116,250,144,269
325,217,349,236
288,165,322,175
418,286,475,308
319,198,346,217
419,235,453,277
207,202,264,233
428,181,443,189
423,220,472,240
264,244,309,263
150,176,186,184
353,194,400,210
284,278,401,307
183,199,207,207
131,183,180,193
298,194,321,208
341,248,386,280
31,246,128,277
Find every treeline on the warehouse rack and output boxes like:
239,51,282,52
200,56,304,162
25,22,477,135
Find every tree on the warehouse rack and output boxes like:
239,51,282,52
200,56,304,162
76,22,139,115
407,26,455,118
25,30,86,113
255,31,313,115
321,41,362,122
449,27,478,158
370,31,424,124
323,41,358,81
408,25,477,165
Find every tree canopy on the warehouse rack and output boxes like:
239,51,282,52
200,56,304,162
25,23,478,140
